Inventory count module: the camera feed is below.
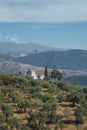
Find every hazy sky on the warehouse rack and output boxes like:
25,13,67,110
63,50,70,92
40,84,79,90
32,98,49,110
0,0,87,49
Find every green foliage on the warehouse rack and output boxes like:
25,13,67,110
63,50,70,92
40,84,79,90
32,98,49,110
57,94,66,103
17,99,30,113
28,110,48,129
29,85,41,96
59,82,74,92
0,73,28,86
0,72,86,129
1,87,14,98
81,100,87,116
0,79,3,85
29,80,38,87
0,73,11,85
59,122,66,130
63,108,71,121
42,99,58,119
28,111,38,127
1,104,14,121
51,70,62,81
7,117,20,129
10,74,28,85
0,92,6,105
41,94,52,103
67,90,84,107
47,85,57,93
44,66,48,79
0,125,8,130
0,113,6,123
11,93,20,103
74,106,84,124
41,81,51,88
19,125,31,130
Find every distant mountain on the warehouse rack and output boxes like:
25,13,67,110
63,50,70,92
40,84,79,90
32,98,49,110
1,42,87,72
16,49,87,71
0,42,65,55
0,61,45,75
1,42,87,86
64,75,87,86
0,53,10,61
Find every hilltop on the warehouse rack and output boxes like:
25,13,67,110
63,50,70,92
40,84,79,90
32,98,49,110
0,42,63,55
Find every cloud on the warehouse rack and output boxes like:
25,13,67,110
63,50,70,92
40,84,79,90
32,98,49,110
0,0,87,23
6,34,19,43
0,33,19,43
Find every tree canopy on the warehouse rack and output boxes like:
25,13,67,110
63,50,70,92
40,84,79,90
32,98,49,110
51,70,62,81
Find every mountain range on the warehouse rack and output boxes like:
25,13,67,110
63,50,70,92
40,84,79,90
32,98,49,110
16,49,87,71
0,42,87,71
0,42,64,55
65,75,87,86
0,42,87,85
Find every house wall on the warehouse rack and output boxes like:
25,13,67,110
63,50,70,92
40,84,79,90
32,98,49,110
31,71,38,79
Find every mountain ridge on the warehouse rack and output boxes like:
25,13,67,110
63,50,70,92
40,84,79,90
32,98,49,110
0,42,67,54
0,42,87,72
16,49,87,71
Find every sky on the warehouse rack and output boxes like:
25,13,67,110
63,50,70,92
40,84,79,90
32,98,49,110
0,0,87,50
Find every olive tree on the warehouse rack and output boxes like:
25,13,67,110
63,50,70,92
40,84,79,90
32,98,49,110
51,70,62,81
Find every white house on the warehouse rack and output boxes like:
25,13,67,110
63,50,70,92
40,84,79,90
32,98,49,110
31,71,38,79
39,74,45,80
27,70,38,80
26,69,45,80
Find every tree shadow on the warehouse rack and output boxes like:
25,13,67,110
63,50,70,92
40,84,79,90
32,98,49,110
60,103,72,107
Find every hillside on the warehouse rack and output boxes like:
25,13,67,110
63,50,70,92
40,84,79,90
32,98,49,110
16,49,87,71
1,42,87,72
0,42,61,55
65,75,87,86
0,61,87,79
0,61,46,75
0,72,87,130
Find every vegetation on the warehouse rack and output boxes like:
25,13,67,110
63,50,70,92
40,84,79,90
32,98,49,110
51,69,62,81
0,72,87,130
44,66,48,79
